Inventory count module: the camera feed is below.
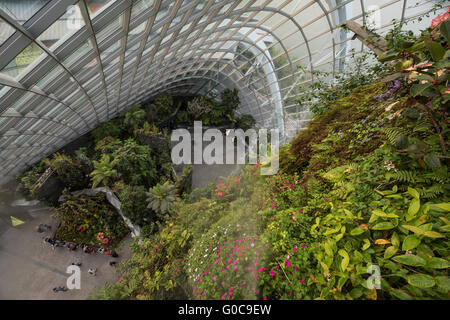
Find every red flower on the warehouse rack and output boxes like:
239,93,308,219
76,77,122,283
234,177,239,184
102,238,109,244
218,191,223,197
430,8,450,29
217,183,223,187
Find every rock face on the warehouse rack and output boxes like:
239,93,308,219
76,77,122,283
33,168,65,204
137,133,171,163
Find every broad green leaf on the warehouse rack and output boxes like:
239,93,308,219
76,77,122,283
323,227,339,235
424,38,445,61
435,276,450,291
411,83,431,97
408,198,420,216
350,226,365,236
320,261,329,276
423,231,445,238
384,246,398,259
402,225,425,235
372,222,395,230
407,274,435,288
392,254,426,267
337,277,347,290
390,288,413,300
439,20,450,43
378,49,400,62
440,225,450,232
407,187,420,199
362,239,370,251
402,235,421,251
372,209,398,218
430,203,450,212
426,257,450,269
391,232,400,248
335,233,344,241
349,287,363,299
324,241,333,256
424,154,441,170
338,249,349,271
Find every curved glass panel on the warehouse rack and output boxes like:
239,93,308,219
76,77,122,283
0,0,445,183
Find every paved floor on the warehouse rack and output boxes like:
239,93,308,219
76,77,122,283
0,204,131,300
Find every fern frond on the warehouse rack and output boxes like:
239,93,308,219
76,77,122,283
382,128,408,145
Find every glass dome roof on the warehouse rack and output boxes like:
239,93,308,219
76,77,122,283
0,0,443,184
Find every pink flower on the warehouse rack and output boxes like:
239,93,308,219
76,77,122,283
218,191,223,197
102,238,109,244
285,259,291,267
270,270,276,278
212,276,217,281
300,279,305,283
293,247,298,252
263,297,268,300
324,198,327,202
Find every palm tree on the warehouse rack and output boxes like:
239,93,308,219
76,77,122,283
90,154,118,188
146,181,175,214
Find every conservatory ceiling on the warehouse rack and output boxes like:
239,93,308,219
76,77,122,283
0,0,441,184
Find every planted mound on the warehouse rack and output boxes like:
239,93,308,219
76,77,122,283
55,193,129,248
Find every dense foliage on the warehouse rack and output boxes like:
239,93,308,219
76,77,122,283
119,185,154,226
92,15,449,301
55,193,129,248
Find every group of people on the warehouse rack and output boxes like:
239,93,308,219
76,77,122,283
43,236,118,258
40,225,121,294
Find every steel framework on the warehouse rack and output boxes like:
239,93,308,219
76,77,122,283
0,0,442,184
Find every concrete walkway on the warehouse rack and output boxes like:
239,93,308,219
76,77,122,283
172,127,245,189
0,204,131,300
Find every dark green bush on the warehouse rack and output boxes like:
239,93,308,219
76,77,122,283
113,138,158,187
119,184,155,226
235,114,256,130
91,119,122,142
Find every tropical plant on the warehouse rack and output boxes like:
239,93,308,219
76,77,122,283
44,152,91,190
146,181,175,215
235,114,256,130
90,154,119,188
123,105,146,133
119,185,156,226
112,138,158,187
91,119,122,142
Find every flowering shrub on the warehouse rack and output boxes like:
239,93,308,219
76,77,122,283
55,193,129,248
